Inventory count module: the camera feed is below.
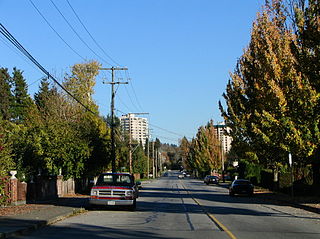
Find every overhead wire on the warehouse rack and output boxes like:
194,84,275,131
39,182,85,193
123,84,140,112
50,0,112,66
149,122,192,140
66,0,120,66
28,76,46,87
115,108,191,141
125,70,144,111
0,34,47,79
116,94,132,113
0,23,96,115
51,2,142,114
28,0,86,61
151,134,180,143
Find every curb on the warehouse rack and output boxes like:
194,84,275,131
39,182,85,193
200,178,320,215
0,208,84,238
264,197,320,215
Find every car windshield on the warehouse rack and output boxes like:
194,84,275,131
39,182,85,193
234,180,251,185
96,174,133,186
209,176,218,179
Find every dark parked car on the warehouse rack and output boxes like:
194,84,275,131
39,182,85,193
204,175,219,185
229,179,254,196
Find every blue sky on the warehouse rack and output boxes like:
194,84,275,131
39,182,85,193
0,0,264,144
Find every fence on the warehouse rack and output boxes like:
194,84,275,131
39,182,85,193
1,173,93,206
1,174,27,206
1,172,143,206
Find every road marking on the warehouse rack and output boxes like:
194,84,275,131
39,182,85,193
181,182,238,239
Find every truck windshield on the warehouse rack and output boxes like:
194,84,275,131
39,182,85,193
96,174,133,186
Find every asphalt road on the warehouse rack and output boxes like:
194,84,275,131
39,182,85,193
14,171,320,239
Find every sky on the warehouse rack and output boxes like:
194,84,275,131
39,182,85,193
0,0,265,145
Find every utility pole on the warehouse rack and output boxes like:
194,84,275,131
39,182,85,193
152,141,155,179
221,142,225,182
155,147,158,178
129,113,132,174
127,112,149,174
147,131,150,178
100,67,128,173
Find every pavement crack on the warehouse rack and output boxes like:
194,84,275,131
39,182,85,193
175,183,195,231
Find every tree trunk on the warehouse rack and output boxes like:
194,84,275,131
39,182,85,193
312,161,320,188
273,166,279,191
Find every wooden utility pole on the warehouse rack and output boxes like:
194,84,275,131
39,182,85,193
152,141,155,178
129,113,132,173
147,130,150,178
100,67,128,173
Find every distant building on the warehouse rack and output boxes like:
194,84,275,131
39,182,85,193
213,122,232,153
119,114,149,146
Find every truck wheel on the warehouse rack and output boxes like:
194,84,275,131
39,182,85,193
129,199,136,211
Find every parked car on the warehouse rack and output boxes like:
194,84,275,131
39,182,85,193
229,179,254,197
89,172,140,210
204,175,219,185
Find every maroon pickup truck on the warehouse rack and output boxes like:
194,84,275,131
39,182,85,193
89,172,140,210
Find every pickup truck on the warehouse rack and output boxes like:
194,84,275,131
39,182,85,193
89,172,140,210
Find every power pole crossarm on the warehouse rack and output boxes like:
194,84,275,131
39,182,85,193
100,66,128,173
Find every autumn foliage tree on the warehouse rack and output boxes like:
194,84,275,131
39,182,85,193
220,0,320,187
182,121,221,175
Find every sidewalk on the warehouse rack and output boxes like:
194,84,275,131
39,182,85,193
0,180,152,238
0,196,89,238
0,181,319,238
219,182,320,214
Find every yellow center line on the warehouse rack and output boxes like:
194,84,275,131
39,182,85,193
181,182,237,239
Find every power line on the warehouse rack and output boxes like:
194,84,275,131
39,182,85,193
116,94,132,113
149,123,192,140
151,133,180,142
0,23,96,115
29,0,86,61
125,70,144,111
115,108,192,140
124,84,140,112
0,35,46,78
66,0,121,66
50,0,112,66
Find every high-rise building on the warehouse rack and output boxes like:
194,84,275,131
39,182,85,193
119,114,149,147
213,122,232,153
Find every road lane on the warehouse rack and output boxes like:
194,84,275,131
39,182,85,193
15,171,320,239
16,172,229,239
181,176,320,239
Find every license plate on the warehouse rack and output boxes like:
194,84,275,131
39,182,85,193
108,201,116,205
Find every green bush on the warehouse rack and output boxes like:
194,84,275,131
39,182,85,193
0,177,10,206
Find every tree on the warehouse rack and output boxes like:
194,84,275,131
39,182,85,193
11,68,34,123
179,137,190,170
220,0,320,189
63,61,111,176
185,121,221,175
132,144,148,174
64,60,101,111
293,0,320,186
0,117,15,176
0,68,13,120
0,116,15,205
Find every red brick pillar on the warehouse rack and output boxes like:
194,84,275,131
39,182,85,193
10,178,18,204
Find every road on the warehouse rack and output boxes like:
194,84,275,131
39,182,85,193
15,171,320,239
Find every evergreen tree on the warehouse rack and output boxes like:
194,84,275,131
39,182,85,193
0,68,13,120
11,68,33,123
34,77,51,110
